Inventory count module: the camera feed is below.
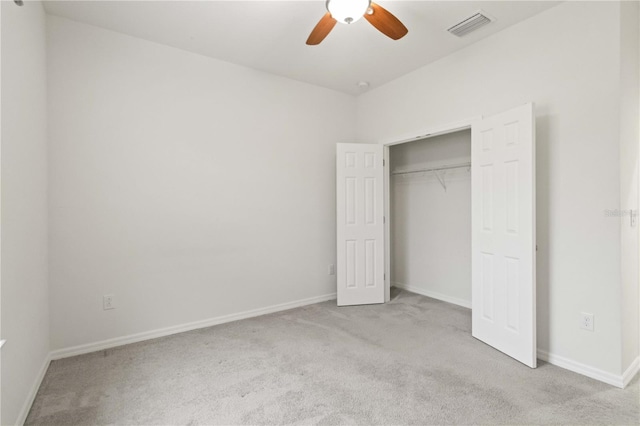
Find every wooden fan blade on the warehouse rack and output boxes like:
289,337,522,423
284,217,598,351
364,3,408,40
306,13,337,45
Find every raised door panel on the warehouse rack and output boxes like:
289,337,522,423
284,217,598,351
337,144,384,306
472,103,536,368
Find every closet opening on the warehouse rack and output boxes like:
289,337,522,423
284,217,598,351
386,128,472,310
339,104,535,366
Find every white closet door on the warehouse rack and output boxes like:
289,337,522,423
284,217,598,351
336,143,385,306
471,103,536,368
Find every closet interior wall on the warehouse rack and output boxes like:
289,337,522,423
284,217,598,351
390,130,472,307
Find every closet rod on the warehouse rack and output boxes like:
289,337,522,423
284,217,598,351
390,162,471,176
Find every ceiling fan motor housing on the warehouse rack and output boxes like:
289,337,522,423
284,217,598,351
326,0,372,24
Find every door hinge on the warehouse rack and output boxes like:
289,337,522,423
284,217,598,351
383,159,385,166
383,216,386,224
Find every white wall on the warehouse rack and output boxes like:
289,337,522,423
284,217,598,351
620,0,640,373
47,16,356,351
390,131,471,307
357,2,627,376
1,1,50,425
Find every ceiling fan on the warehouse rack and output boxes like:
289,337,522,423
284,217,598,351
306,0,408,45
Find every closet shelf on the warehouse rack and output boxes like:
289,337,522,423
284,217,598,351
390,162,471,176
391,161,471,192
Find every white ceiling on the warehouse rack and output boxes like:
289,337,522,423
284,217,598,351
43,1,560,95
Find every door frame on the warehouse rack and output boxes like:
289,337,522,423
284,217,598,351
381,116,482,302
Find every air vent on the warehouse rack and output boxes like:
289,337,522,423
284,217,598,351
447,12,493,37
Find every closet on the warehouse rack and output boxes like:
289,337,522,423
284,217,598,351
389,130,472,308
336,103,536,368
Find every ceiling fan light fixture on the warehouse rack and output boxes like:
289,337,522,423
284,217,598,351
306,1,407,45
327,0,371,24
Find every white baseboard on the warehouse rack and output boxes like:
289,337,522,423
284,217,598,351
393,282,471,309
394,281,634,389
50,292,336,360
537,349,630,389
622,356,640,388
16,354,51,426
20,291,637,424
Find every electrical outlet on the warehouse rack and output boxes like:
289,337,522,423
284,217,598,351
103,294,115,310
580,312,594,331
328,264,335,275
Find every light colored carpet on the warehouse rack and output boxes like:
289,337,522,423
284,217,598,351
26,288,639,425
